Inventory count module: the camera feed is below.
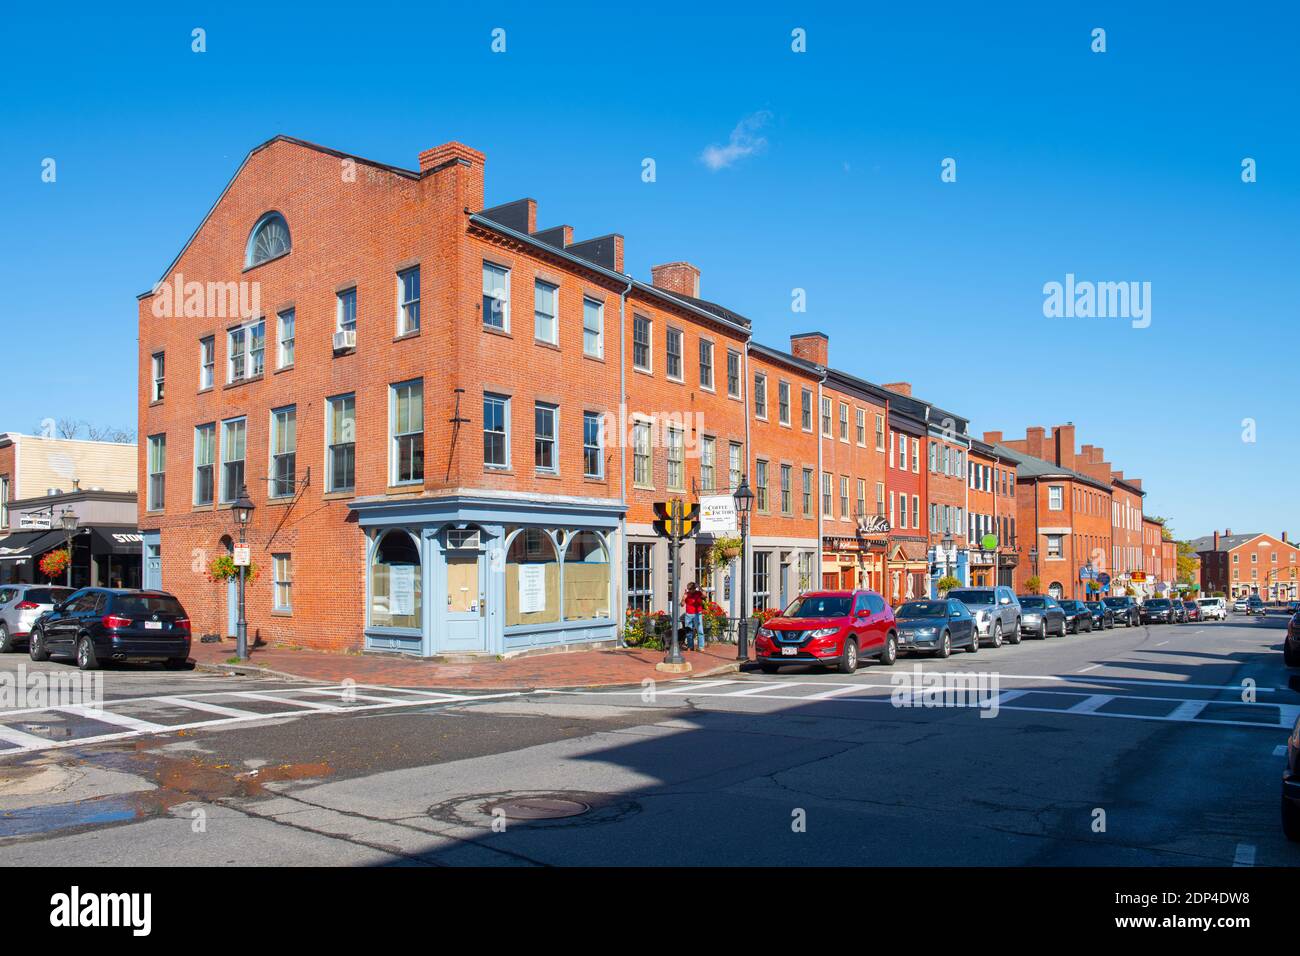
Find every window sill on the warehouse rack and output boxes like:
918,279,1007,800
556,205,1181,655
332,347,356,358
483,325,512,339
534,339,560,352
484,465,513,475
274,364,294,375
224,375,264,390
385,484,424,496
242,250,289,273
270,610,293,618
633,366,653,377
535,471,562,480
197,386,214,396
395,330,421,343
582,351,605,363
322,490,355,501
149,399,163,408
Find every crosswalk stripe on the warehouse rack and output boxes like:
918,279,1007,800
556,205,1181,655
1066,695,1114,715
1168,700,1209,721
57,704,166,732
153,696,261,718
0,724,58,750
232,692,341,712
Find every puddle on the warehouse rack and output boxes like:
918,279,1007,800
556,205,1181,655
0,796,138,838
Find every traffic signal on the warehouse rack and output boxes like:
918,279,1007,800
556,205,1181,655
652,501,672,539
679,502,701,538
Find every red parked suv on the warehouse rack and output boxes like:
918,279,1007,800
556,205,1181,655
754,589,898,674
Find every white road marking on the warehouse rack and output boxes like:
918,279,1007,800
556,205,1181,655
1233,843,1256,867
57,704,167,733
1076,664,1103,673
1066,695,1113,715
656,680,742,695
1155,641,1169,647
807,684,870,700
152,696,260,719
232,692,342,711
0,724,59,749
1168,700,1209,722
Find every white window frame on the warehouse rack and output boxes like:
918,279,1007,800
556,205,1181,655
535,402,558,474
277,308,295,369
389,380,424,486
699,338,714,390
220,417,247,504
484,393,511,470
272,554,293,612
778,381,791,426
583,411,604,479
482,262,510,331
534,279,558,345
727,349,742,398
397,267,420,335
193,423,215,507
199,336,214,391
227,318,265,383
326,394,356,494
150,352,165,402
269,406,297,499
147,434,166,511
582,296,604,358
633,315,652,372
666,327,684,382
336,288,357,333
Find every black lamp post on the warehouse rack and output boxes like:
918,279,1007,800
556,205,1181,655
733,478,755,661
1029,546,1039,583
59,507,79,587
232,484,255,660
941,532,954,594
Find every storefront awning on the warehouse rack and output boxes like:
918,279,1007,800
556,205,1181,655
0,530,67,561
88,526,144,556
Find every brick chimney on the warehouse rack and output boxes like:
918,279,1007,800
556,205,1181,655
1213,531,1219,550
650,262,701,298
982,430,1003,445
1225,528,1232,536
1284,531,1289,543
790,332,829,367
1053,424,1076,470
1024,426,1047,459
418,141,485,212
883,382,912,397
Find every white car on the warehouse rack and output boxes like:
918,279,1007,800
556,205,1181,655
1233,598,1249,613
0,584,77,652
1196,597,1227,621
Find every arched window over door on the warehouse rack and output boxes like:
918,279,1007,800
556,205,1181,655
371,530,421,630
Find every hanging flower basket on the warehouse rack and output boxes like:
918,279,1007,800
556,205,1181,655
39,548,70,580
208,553,259,583
709,535,743,567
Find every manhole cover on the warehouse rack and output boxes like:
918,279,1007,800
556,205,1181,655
491,797,590,820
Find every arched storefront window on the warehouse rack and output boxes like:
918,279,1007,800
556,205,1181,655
505,528,560,626
562,531,610,620
371,531,421,630
1048,581,1064,599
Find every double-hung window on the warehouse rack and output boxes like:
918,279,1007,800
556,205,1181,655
199,337,214,390
755,460,769,511
482,262,510,330
700,436,715,491
821,397,832,436
801,388,812,431
326,395,356,493
856,479,866,518
729,442,743,492
1048,485,1064,511
583,412,604,479
780,464,792,514
147,435,165,511
220,418,246,503
666,328,683,381
898,491,908,528
398,267,420,334
337,288,357,335
856,409,866,445
583,297,603,357
875,414,885,451
534,280,558,344
822,472,833,516
754,373,767,418
484,394,510,468
627,543,653,613
277,309,295,368
390,381,424,485
839,403,849,441
272,555,293,612
227,319,264,382
802,468,813,516
778,381,790,425
667,427,685,491
726,349,741,397
534,402,558,473
633,316,652,370
633,421,652,487
150,353,165,401
270,406,297,498
699,340,714,389
193,424,215,506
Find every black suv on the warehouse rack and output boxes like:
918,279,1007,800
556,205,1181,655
29,588,192,671
1140,598,1178,624
1102,596,1140,627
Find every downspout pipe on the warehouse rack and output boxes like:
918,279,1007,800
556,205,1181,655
617,276,632,631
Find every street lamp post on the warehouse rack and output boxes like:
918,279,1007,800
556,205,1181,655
1029,546,1039,588
941,532,954,594
733,479,755,661
59,508,79,588
232,485,255,661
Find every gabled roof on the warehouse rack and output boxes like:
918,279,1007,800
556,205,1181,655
1188,532,1263,553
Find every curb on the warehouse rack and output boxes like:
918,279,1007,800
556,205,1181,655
194,656,745,694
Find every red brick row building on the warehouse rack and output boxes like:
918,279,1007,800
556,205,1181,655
135,135,1179,657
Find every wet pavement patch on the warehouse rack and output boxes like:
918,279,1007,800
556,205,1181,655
0,796,138,838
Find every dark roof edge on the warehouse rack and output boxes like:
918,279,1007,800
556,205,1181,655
750,342,824,377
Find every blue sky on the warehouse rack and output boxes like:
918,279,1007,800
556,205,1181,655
2,2,1296,540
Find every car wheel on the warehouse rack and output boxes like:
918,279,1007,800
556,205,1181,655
0,623,11,653
28,627,49,662
990,622,1003,648
966,629,979,653
1038,621,1048,640
837,638,859,674
760,661,780,674
878,633,898,666
1008,620,1022,645
76,636,99,671
1284,797,1300,843
936,631,951,659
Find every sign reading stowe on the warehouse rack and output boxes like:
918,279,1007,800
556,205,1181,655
699,495,737,535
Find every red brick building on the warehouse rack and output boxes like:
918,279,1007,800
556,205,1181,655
1191,530,1300,600
968,438,1019,587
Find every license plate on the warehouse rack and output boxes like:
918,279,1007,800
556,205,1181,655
781,646,797,656
144,621,163,630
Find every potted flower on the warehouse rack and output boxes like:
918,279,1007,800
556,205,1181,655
208,553,259,583
709,535,743,567
702,599,728,640
936,574,962,597
39,548,70,581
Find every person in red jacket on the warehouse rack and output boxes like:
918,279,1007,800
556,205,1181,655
683,582,705,651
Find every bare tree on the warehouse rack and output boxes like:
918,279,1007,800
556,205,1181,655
30,419,136,443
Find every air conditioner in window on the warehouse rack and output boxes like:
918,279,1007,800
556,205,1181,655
333,329,356,351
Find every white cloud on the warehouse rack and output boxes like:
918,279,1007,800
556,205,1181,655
700,111,773,171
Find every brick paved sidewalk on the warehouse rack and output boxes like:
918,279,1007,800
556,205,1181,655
190,639,743,690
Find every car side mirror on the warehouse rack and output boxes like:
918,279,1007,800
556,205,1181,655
999,597,1010,604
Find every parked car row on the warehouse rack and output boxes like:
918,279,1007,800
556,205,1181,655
0,586,192,671
753,587,1133,673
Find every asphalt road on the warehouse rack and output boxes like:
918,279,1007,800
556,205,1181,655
1,613,1297,866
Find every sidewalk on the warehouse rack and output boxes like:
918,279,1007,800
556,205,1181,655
190,639,743,690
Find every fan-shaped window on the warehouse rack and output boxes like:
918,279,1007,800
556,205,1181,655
245,212,291,267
